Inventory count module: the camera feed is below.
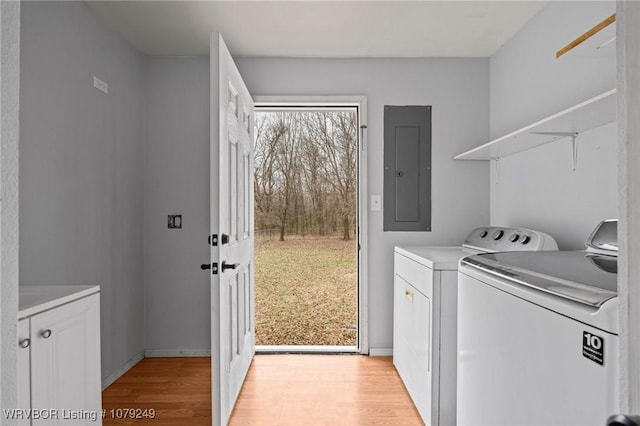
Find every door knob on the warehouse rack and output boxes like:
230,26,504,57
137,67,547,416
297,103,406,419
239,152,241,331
208,233,230,246
221,261,238,272
201,263,219,274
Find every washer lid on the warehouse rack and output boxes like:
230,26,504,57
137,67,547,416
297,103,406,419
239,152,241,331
461,251,617,307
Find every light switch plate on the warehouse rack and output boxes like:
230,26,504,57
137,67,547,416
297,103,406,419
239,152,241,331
371,195,382,211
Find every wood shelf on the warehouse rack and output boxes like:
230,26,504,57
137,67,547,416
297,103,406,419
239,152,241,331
454,89,617,161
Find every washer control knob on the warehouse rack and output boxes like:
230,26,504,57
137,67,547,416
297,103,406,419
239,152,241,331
480,230,488,238
509,234,520,243
521,235,531,244
492,230,504,240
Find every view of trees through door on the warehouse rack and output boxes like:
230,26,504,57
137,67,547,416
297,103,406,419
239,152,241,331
254,107,358,347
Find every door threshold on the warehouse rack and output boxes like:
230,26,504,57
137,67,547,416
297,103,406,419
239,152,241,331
255,345,359,354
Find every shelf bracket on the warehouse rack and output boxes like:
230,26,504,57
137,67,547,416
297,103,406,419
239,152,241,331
571,133,578,171
530,131,579,170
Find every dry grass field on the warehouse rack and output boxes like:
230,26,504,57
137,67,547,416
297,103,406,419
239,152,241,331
254,237,357,346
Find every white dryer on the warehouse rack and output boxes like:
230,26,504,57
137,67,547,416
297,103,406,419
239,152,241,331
457,220,619,426
393,226,557,426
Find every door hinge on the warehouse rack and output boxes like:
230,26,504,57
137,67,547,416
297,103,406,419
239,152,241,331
208,234,230,246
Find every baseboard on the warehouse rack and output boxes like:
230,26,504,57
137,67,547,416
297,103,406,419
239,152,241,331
144,349,211,357
368,348,393,356
102,351,144,390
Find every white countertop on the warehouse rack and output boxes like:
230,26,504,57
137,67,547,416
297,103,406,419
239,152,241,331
395,246,478,270
19,285,100,319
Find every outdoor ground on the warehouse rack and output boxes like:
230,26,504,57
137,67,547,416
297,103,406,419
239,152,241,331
255,236,357,346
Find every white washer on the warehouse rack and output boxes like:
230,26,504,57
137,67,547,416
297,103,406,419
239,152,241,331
393,226,557,426
457,220,619,426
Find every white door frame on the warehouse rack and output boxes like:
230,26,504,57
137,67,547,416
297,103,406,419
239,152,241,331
253,95,369,354
616,0,640,414
1,0,21,414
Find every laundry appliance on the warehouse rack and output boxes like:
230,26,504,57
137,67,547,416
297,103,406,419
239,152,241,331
457,220,619,426
393,226,558,425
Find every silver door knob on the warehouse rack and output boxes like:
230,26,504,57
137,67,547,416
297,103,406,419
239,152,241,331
18,338,30,349
40,329,52,339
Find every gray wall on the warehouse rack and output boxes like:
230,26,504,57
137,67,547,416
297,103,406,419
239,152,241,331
144,57,490,352
489,1,617,249
236,58,490,350
144,57,211,352
20,2,146,382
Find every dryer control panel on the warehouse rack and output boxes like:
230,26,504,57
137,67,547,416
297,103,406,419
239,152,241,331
462,226,558,253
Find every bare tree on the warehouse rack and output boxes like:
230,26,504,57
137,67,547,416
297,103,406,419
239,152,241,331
300,125,329,235
254,114,285,230
305,111,357,240
272,112,303,241
254,109,357,241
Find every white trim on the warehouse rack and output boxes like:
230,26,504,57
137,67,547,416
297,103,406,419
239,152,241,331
368,348,393,357
254,95,366,108
257,106,356,113
253,95,369,355
102,352,144,390
357,98,369,355
256,345,358,354
617,1,640,413
1,0,21,413
144,349,212,358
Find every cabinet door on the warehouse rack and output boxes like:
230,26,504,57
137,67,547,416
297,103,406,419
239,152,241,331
393,273,432,423
30,294,102,425
17,318,31,426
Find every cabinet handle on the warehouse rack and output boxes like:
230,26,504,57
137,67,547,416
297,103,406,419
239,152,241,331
40,329,52,339
405,289,413,299
18,338,30,349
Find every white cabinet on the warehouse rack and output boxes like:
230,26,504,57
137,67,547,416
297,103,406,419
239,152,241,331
393,249,458,426
18,291,102,425
393,273,431,420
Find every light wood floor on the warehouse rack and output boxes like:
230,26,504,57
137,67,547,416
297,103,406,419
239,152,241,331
102,355,423,426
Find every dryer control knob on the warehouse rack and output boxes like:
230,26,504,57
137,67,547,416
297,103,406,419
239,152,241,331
509,234,520,243
492,230,504,240
480,230,488,238
521,235,531,244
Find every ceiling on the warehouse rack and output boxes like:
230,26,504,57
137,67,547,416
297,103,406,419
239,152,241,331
88,1,548,58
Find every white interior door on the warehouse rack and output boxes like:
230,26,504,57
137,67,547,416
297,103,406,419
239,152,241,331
210,33,255,426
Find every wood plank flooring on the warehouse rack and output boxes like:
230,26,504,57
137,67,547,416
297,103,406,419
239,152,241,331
102,355,423,426
102,357,211,426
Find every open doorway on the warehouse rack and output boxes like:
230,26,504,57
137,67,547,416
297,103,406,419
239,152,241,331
253,98,367,353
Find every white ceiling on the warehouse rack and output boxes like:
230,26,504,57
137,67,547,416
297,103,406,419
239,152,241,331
88,1,548,58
